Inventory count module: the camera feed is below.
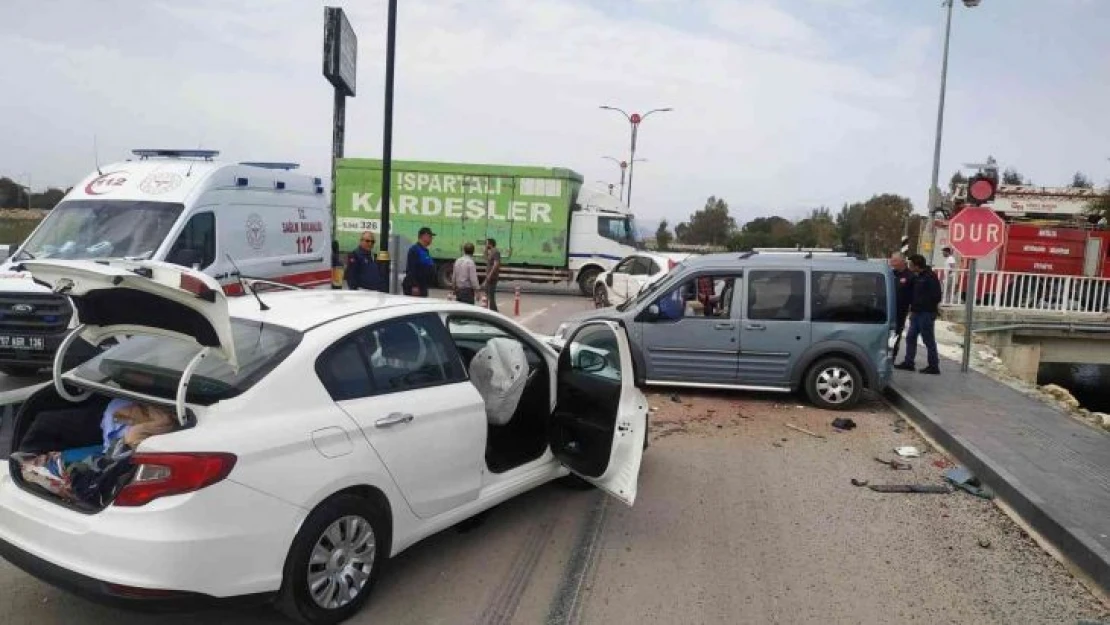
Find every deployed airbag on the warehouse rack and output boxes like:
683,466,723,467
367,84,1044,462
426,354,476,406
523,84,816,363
469,338,528,426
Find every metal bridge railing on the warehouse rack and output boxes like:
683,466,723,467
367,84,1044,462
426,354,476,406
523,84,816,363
937,269,1110,314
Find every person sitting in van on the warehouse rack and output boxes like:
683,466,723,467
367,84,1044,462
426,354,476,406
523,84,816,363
346,231,387,292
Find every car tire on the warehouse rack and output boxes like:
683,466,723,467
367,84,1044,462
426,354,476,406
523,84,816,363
435,263,454,289
593,282,610,308
0,365,41,377
804,357,863,411
577,267,602,297
277,494,389,625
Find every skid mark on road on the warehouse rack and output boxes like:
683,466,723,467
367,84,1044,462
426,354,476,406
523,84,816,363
475,517,558,625
546,492,610,625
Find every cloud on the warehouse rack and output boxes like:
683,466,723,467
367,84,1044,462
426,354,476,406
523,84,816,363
706,1,821,51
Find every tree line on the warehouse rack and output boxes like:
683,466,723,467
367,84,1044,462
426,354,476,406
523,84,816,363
655,193,919,258
0,177,68,210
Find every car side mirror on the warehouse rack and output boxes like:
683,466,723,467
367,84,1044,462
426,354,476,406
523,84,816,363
168,248,202,268
575,350,608,373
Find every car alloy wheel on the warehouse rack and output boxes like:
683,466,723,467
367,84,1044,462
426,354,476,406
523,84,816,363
815,366,854,405
308,516,376,610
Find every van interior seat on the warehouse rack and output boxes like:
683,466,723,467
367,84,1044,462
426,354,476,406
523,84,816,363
468,337,528,426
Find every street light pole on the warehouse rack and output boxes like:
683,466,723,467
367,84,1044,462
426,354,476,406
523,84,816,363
603,156,646,203
600,106,672,209
919,0,979,257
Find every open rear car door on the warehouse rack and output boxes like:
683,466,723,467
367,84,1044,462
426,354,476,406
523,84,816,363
549,320,646,505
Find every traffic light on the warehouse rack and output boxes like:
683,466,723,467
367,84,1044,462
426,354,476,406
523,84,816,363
966,173,996,206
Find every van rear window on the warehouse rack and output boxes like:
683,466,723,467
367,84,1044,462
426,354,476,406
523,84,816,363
811,271,888,324
72,320,301,404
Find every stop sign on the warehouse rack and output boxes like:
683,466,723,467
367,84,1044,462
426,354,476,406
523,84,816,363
948,207,1006,259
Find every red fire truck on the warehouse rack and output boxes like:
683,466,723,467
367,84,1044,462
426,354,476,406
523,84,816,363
923,184,1110,308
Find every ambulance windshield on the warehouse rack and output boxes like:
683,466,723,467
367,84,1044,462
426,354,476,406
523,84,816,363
14,200,184,261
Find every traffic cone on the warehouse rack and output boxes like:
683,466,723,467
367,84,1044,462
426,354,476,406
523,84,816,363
513,286,521,317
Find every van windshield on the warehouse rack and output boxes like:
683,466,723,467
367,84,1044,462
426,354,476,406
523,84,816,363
14,200,184,261
72,320,302,404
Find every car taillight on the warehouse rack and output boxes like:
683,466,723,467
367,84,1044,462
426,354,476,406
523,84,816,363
114,453,237,507
668,259,676,271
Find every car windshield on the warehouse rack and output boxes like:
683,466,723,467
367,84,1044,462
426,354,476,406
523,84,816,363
73,320,302,404
617,264,684,311
14,200,183,261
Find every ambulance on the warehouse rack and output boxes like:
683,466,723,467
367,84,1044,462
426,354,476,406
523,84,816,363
0,148,331,376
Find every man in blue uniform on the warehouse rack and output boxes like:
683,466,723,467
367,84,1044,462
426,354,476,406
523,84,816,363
345,231,387,292
403,227,436,297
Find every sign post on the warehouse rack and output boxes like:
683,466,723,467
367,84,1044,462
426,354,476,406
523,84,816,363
323,7,358,288
947,174,1004,372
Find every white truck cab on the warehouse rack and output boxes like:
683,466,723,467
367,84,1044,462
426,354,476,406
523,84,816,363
0,148,331,376
565,186,642,295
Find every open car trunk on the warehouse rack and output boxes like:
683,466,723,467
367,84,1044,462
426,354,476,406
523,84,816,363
7,385,183,513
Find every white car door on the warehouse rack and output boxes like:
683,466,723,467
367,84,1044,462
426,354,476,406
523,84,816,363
318,312,486,519
549,320,646,505
607,257,636,304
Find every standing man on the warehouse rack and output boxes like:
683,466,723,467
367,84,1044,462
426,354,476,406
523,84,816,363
452,242,480,305
889,252,915,360
402,227,436,297
481,238,502,312
895,254,942,375
345,231,387,292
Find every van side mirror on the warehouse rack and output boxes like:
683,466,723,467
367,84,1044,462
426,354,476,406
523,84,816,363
168,248,202,268
639,304,660,322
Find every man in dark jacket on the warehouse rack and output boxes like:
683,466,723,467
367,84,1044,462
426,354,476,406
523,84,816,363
346,231,387,292
889,252,915,360
895,254,942,374
402,227,436,297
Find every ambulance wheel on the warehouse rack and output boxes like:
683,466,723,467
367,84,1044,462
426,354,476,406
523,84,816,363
436,263,454,289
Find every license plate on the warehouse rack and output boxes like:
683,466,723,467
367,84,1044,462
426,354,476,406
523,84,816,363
0,336,45,351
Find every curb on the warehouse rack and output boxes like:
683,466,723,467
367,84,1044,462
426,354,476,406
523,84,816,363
883,383,1110,598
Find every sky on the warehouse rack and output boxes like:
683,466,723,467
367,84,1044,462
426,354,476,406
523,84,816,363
1,0,1108,229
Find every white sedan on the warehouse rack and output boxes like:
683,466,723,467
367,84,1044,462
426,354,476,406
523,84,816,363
0,259,646,624
593,251,689,308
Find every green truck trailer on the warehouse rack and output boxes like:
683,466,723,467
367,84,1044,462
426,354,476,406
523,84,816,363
334,159,640,293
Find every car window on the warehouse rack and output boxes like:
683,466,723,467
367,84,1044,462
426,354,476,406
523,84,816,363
630,258,652,276
364,315,465,393
167,211,216,269
811,271,887,324
613,257,636,274
747,270,806,321
446,316,541,370
316,338,373,401
654,275,738,321
646,259,661,275
565,324,621,382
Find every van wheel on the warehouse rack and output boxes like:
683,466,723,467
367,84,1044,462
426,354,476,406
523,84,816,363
435,263,454,289
0,365,41,377
577,267,601,297
278,495,388,625
804,357,863,411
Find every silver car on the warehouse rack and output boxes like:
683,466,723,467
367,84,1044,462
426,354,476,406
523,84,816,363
554,252,895,410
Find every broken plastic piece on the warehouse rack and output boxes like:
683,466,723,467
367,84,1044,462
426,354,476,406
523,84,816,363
943,466,995,500
850,478,868,487
894,446,921,458
874,457,912,470
831,418,857,431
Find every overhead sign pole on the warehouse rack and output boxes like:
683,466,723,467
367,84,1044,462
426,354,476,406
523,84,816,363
948,173,1003,372
323,7,357,288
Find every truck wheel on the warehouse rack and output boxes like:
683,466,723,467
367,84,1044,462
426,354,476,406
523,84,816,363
435,263,453,289
0,365,41,377
577,267,602,297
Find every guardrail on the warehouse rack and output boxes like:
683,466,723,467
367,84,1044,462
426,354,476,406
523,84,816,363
937,269,1110,313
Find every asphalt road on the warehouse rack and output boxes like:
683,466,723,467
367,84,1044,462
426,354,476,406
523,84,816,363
0,291,1106,624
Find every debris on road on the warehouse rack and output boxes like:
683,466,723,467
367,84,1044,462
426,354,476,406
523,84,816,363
785,423,825,439
874,457,912,471
867,484,951,494
894,446,921,458
850,478,869,487
772,441,784,448
944,466,995,500
979,538,992,549
670,394,682,403
831,418,857,431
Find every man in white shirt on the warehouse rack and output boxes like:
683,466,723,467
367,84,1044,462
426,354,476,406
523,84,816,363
452,243,481,304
